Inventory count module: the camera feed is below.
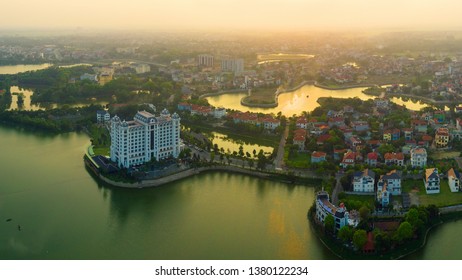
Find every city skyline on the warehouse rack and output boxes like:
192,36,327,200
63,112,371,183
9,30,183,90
2,0,462,32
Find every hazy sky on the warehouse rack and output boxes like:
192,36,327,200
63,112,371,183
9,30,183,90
2,0,462,31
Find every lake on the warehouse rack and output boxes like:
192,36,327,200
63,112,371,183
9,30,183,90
0,125,332,259
210,131,274,156
0,64,52,75
206,85,433,116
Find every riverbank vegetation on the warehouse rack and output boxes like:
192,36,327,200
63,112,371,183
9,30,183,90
0,104,105,133
0,66,181,106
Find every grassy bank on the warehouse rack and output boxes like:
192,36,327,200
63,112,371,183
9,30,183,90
403,179,462,207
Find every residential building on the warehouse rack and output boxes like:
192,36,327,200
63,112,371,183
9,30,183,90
191,104,212,116
410,147,427,168
296,117,308,129
261,116,280,130
383,129,400,141
421,135,433,148
433,110,446,123
352,169,375,193
412,120,428,133
221,58,244,74
348,136,362,150
448,168,461,192
374,98,389,108
316,134,332,145
403,128,413,141
351,121,370,132
311,151,327,163
134,64,151,74
293,129,307,151
340,150,355,168
110,110,181,168
366,152,378,167
384,152,404,166
212,107,227,119
80,73,98,82
96,110,110,123
197,54,214,67
376,179,390,207
177,103,192,111
425,168,440,194
315,191,350,232
328,117,345,128
334,149,347,161
379,170,401,195
435,127,450,148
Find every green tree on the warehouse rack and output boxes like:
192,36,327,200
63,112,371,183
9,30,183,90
359,206,370,221
374,230,391,252
337,226,353,243
396,222,413,242
324,215,335,234
238,145,244,157
257,149,267,170
405,208,419,226
352,229,368,250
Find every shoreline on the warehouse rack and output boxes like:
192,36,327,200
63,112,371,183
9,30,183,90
84,154,321,189
382,92,460,106
201,81,388,109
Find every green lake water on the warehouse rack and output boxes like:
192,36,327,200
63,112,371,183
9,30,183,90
0,126,334,259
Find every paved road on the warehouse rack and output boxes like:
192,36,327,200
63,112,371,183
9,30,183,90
455,157,462,170
274,125,289,169
332,172,344,205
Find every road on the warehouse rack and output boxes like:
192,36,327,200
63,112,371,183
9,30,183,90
455,157,462,170
331,172,344,205
274,125,289,170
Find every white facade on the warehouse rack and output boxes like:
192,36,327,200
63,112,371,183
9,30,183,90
376,182,390,207
213,107,227,119
96,110,110,123
134,64,151,74
221,58,244,74
410,147,427,168
381,170,401,195
263,120,280,130
80,73,98,82
353,169,375,193
315,191,349,232
110,109,181,168
425,168,440,194
448,168,461,192
198,54,214,67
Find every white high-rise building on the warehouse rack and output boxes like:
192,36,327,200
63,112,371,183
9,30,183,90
221,58,244,74
197,54,214,67
110,109,181,168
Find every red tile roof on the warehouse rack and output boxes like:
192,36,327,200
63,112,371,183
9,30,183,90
312,151,327,158
384,152,404,160
422,135,433,141
363,232,375,252
296,117,308,124
317,134,332,143
294,128,307,136
367,152,378,160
